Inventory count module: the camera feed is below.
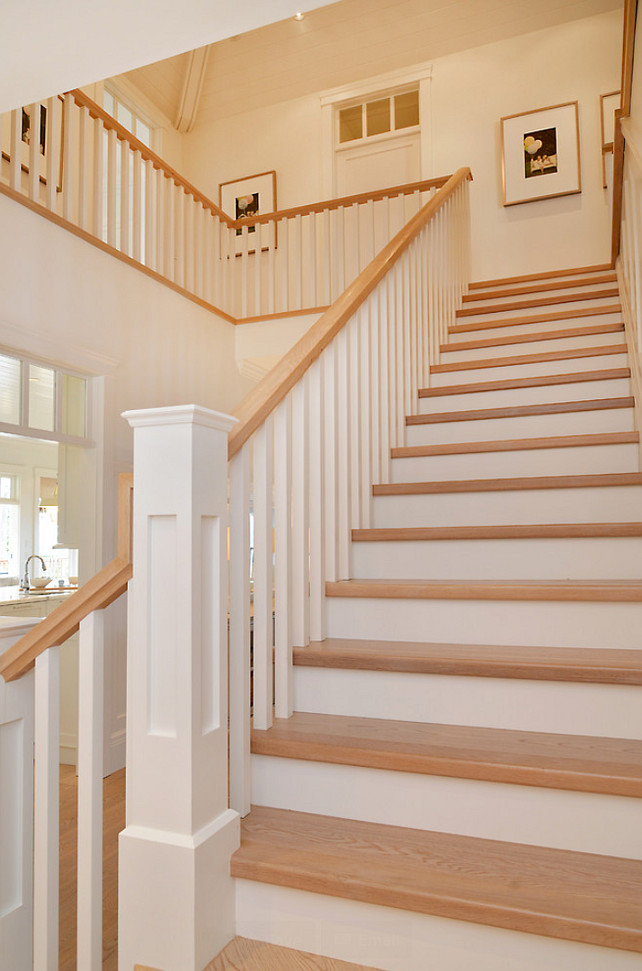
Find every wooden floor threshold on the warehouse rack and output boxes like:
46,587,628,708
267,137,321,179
441,321,624,354
392,431,639,457
430,343,627,374
325,578,642,603
462,273,617,302
417,367,630,398
449,304,622,335
293,639,642,684
455,288,620,318
352,521,642,541
232,806,642,952
251,712,642,796
373,471,642,496
405,396,634,426
468,263,613,290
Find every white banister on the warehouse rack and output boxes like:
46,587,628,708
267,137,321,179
27,102,40,202
120,405,239,971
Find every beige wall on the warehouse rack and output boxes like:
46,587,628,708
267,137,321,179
182,9,622,281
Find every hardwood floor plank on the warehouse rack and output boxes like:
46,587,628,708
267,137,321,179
206,936,383,970
455,289,620,317
391,431,640,457
372,471,642,495
405,396,634,425
468,264,613,289
441,322,624,353
462,273,617,301
430,344,627,374
449,305,623,334
417,367,631,398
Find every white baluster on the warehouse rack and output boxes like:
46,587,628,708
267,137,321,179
106,128,117,247
378,283,390,483
9,107,21,191
323,342,339,582
394,261,405,443
197,203,207,300
336,327,351,578
33,646,60,971
184,191,194,294
92,117,104,241
308,358,326,641
254,220,262,316
352,201,360,280
163,175,173,279
323,208,332,304
46,96,60,214
229,445,251,816
175,186,185,286
294,213,303,310
27,102,40,202
77,104,90,229
267,220,276,313
76,611,104,971
144,159,155,270
274,395,292,716
291,376,310,645
240,226,249,317
338,206,347,294
370,290,381,487
386,261,399,451
132,149,142,262
282,217,290,312
367,197,375,262
252,418,274,730
309,212,317,308
349,311,362,528
120,137,130,256
359,307,371,529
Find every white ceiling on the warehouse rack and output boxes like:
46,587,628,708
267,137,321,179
0,0,336,115
117,0,623,129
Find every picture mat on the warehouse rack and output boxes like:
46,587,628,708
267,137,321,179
502,102,580,206
219,170,277,255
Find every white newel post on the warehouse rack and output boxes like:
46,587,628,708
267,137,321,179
0,619,38,971
119,405,239,971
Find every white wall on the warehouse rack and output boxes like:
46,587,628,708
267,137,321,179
182,10,622,281
0,191,254,771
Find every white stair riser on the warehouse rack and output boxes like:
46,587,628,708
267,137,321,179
251,756,642,859
326,597,642,648
418,377,631,412
449,314,622,343
235,882,641,971
390,443,638,481
456,297,620,325
442,330,621,363
463,290,618,314
429,352,629,385
350,535,642,580
405,408,634,445
293,667,642,738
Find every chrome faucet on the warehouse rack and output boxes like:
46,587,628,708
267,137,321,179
21,554,46,591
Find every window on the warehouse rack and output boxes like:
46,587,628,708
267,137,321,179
103,89,153,149
0,350,90,444
0,473,20,579
338,89,419,144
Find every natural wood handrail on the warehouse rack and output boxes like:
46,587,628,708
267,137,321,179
0,473,133,683
611,0,638,263
228,166,473,459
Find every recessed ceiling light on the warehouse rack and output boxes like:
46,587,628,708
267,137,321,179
294,11,304,20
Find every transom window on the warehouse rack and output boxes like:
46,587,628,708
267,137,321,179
103,88,153,148
0,350,90,444
338,89,420,144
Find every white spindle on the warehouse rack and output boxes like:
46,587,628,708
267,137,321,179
378,283,390,483
33,646,60,971
77,104,90,228
370,290,382,487
291,376,310,645
252,418,274,730
144,159,155,270
254,221,262,316
294,214,303,309
336,327,351,578
268,222,276,313
349,314,362,528
62,95,76,223
120,137,130,255
92,117,104,240
394,261,405,443
274,395,293,716
106,128,117,247
46,96,60,213
309,213,318,308
324,208,332,304
338,206,347,295
367,198,375,263
195,203,206,299
27,102,40,201
359,308,371,528
308,358,326,640
184,191,195,293
352,201,360,281
76,612,104,971
281,218,290,312
175,187,185,286
323,342,339,581
132,150,142,262
229,445,251,816
163,175,174,280
9,108,21,191
240,226,249,317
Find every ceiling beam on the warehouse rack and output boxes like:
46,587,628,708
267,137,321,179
175,47,210,133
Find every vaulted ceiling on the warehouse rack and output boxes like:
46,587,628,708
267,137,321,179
116,0,623,130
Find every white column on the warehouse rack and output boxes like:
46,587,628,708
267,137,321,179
119,405,239,971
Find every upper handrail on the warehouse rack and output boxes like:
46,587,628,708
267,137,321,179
0,473,133,683
228,166,473,459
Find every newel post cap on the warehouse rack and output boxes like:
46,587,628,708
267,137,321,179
122,404,238,433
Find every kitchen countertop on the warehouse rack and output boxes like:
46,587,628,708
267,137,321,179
0,584,77,606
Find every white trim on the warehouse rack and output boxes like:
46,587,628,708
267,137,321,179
122,403,238,432
320,61,432,107
121,808,239,850
175,47,210,133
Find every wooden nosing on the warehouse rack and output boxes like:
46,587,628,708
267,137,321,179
455,289,620,318
449,304,623,335
372,471,642,496
392,432,639,457
325,578,642,603
463,273,617,302
430,344,627,374
352,522,642,541
468,263,613,289
405,396,634,426
440,322,624,354
418,368,630,398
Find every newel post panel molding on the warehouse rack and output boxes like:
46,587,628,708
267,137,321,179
119,405,239,971
0,619,38,971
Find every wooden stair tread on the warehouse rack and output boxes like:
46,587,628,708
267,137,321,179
207,937,384,971
462,273,617,302
405,396,634,425
450,304,623,334
251,712,642,796
418,367,630,398
372,471,642,495
294,639,642,684
455,289,620,317
232,806,642,952
468,263,613,289
441,322,624,353
431,344,627,374
392,431,639,457
325,578,642,603
352,522,642,541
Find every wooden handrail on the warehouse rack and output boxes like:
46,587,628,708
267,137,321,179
0,473,133,683
228,166,473,459
611,0,638,263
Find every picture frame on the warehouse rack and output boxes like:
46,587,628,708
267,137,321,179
600,90,620,188
500,101,581,207
1,95,65,192
219,170,277,255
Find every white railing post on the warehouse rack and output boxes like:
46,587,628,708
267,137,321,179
120,404,239,971
0,620,37,971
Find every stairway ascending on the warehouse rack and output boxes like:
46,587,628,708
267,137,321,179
231,265,642,971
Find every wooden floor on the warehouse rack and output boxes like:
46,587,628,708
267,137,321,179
205,937,382,970
60,764,125,971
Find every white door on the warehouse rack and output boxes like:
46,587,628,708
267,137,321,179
336,131,421,196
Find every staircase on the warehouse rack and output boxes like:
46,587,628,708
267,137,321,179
231,266,642,970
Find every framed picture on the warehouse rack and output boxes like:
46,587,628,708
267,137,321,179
1,96,64,192
600,90,620,188
219,170,277,255
501,101,581,207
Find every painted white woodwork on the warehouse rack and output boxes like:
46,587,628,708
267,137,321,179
274,396,293,718
291,377,310,648
33,645,60,971
229,446,252,818
120,405,240,971
252,417,275,731
78,104,91,230
76,611,104,971
0,619,37,971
